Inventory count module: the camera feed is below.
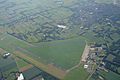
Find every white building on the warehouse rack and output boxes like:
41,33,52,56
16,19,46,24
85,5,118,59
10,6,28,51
84,65,88,69
17,73,24,80
57,25,67,29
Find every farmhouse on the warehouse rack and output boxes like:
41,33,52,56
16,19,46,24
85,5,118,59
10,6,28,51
84,65,88,69
57,25,67,29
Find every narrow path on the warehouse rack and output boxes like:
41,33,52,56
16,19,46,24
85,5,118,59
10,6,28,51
66,61,81,73
20,64,33,72
86,70,96,80
66,40,88,72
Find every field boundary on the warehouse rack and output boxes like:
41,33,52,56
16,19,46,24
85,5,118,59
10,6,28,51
19,64,33,72
13,51,67,79
66,41,87,72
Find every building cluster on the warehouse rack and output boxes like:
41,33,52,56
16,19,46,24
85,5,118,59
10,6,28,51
83,44,103,73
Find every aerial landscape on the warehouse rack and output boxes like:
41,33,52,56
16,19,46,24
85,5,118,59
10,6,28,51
0,0,120,80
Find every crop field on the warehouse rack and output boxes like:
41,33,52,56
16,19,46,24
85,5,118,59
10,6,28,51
0,33,85,69
23,67,43,80
26,37,86,69
0,56,17,72
92,70,120,80
15,57,31,69
0,56,18,80
95,0,115,4
0,0,81,43
0,33,86,79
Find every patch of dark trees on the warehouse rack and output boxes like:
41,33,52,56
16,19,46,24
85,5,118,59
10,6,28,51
7,24,65,43
23,67,59,80
103,39,120,75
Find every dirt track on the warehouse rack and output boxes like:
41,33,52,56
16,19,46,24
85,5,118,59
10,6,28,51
0,48,5,54
66,43,89,72
13,51,67,79
20,64,33,72
81,44,90,62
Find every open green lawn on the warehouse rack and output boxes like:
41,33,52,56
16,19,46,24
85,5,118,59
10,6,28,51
0,33,30,52
0,33,88,79
63,65,89,80
0,33,86,70
16,59,30,68
26,36,85,69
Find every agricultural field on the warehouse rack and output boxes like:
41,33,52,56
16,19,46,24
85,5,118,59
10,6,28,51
0,0,120,80
0,56,18,80
0,33,86,79
15,57,31,69
63,65,89,80
0,33,85,69
90,70,120,80
95,0,115,4
26,37,85,69
99,70,120,80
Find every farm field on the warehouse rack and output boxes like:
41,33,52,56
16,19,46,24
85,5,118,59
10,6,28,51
100,70,120,80
63,65,89,80
0,56,18,80
0,33,86,69
89,70,120,80
0,0,120,80
95,0,115,4
15,57,31,69
0,33,86,79
26,36,86,69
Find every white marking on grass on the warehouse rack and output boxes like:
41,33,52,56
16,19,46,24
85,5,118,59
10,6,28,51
1,36,6,40
57,25,67,29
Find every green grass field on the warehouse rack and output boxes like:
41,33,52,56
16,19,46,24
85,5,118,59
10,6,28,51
0,33,86,70
63,65,89,80
16,58,30,68
0,31,88,80
26,36,85,69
